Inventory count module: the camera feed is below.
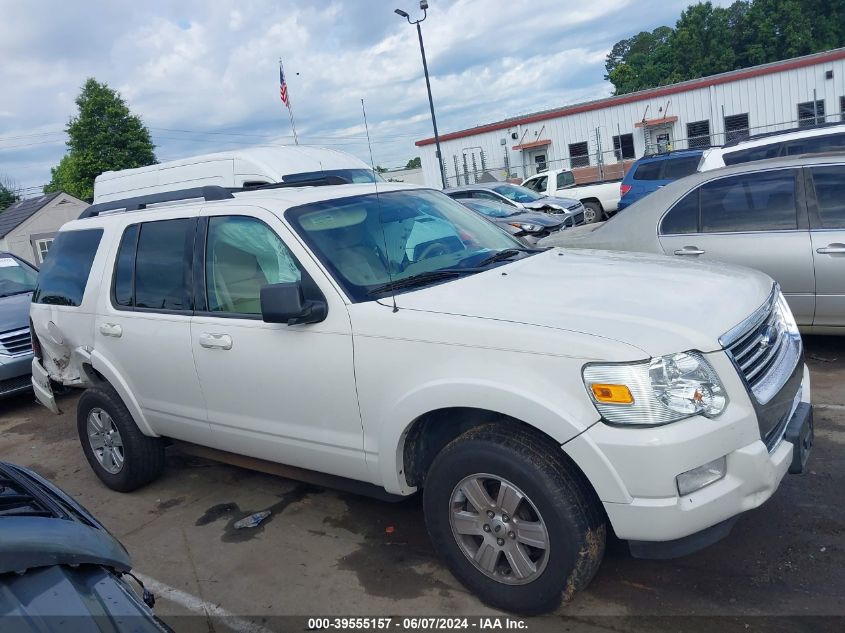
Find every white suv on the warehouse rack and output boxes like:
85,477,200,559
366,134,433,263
30,181,813,614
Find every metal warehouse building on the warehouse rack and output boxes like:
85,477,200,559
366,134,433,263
415,47,845,188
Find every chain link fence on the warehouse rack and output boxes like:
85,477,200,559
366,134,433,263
441,109,845,189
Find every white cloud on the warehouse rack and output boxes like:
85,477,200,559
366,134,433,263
0,0,695,190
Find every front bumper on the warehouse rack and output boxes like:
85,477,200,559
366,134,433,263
0,351,33,398
567,359,811,545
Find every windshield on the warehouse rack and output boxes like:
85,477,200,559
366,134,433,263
287,189,525,301
491,183,545,203
462,199,520,218
283,168,383,184
0,255,38,297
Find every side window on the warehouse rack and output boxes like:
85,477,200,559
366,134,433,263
722,144,782,166
33,229,103,307
700,171,798,233
784,132,845,156
660,190,699,235
556,171,575,188
134,219,195,311
113,224,139,307
632,161,662,181
662,156,701,180
448,192,470,199
474,191,502,202
810,165,845,229
532,175,548,192
205,216,302,315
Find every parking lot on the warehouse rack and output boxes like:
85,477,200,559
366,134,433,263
1,335,844,632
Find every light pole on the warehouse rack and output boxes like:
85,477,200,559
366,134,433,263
395,1,447,188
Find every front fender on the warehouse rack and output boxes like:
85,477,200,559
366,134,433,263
376,378,599,495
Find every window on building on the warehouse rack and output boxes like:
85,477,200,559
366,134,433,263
34,238,54,264
33,229,103,307
840,96,845,122
700,170,798,233
686,120,711,149
724,113,750,143
613,133,635,160
568,141,589,168
797,100,825,128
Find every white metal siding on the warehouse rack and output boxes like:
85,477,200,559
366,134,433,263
421,54,845,187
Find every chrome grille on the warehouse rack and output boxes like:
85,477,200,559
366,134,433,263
720,288,801,405
0,328,32,356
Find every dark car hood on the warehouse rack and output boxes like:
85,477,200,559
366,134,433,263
0,462,131,575
0,292,33,333
500,211,563,227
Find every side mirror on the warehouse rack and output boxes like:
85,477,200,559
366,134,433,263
260,282,327,325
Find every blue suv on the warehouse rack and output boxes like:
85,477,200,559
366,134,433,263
618,149,704,210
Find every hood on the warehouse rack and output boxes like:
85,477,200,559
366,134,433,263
522,196,580,212
505,211,564,227
0,292,33,333
394,249,774,358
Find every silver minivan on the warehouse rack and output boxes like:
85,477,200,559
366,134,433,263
542,154,845,333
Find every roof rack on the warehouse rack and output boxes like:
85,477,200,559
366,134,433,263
80,186,234,218
722,121,845,148
80,176,353,219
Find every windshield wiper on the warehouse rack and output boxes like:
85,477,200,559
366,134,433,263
367,269,479,296
0,289,34,299
475,248,533,268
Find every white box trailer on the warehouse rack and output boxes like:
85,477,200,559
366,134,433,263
93,146,378,203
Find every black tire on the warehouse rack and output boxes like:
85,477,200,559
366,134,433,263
423,424,606,615
583,202,603,224
77,385,165,492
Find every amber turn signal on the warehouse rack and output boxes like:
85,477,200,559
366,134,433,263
590,383,634,404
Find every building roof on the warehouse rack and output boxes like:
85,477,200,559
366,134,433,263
416,47,845,147
0,192,61,238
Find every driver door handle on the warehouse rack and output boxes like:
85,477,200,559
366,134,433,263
99,323,122,338
816,243,845,255
674,247,705,256
199,333,233,350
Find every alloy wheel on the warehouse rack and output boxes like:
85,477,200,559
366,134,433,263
87,408,125,474
449,473,549,585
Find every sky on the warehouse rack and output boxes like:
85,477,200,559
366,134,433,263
0,0,716,197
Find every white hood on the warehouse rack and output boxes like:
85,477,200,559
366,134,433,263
393,249,774,358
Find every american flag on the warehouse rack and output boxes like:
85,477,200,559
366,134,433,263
279,65,290,109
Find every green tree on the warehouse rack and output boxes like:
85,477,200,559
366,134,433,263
405,157,422,169
45,78,156,201
0,175,21,211
604,0,845,95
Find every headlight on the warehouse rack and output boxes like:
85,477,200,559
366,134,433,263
509,222,543,232
777,291,799,336
583,351,728,425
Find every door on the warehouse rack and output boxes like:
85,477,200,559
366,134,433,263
658,169,816,325
807,165,845,326
95,214,211,441
190,208,368,480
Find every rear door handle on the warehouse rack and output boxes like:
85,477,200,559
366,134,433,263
816,243,845,255
99,323,122,338
199,333,233,350
674,247,705,256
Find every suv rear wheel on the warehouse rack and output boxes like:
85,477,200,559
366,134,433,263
423,424,605,615
77,386,165,492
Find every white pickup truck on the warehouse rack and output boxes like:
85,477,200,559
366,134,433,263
522,168,621,223
31,180,812,615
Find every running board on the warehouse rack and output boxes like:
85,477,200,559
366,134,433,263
170,441,406,503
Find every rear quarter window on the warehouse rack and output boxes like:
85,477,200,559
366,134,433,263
662,156,701,180
632,161,662,181
33,229,103,306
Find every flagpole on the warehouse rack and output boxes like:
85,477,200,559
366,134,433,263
280,58,299,145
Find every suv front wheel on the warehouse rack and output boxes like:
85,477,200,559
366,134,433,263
77,386,165,492
423,424,606,615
